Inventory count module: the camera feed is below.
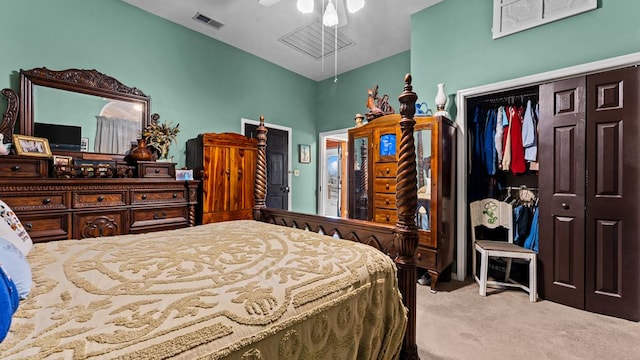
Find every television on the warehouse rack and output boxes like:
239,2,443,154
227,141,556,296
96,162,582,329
34,123,82,151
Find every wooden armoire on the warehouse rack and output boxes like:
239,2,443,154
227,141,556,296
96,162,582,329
539,66,640,321
186,133,257,224
348,114,456,292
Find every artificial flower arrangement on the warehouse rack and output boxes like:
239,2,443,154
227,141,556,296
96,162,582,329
142,120,180,160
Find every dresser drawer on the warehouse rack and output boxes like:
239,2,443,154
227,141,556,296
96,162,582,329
2,193,68,211
415,246,436,269
73,191,127,208
374,208,398,225
137,161,176,178
374,162,397,178
74,210,127,238
373,193,396,209
131,188,186,204
374,178,397,193
130,206,188,230
0,158,47,178
20,213,70,242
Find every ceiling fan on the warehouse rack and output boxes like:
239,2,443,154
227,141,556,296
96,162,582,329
258,0,365,27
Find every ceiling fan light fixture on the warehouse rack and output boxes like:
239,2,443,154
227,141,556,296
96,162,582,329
297,0,314,14
323,0,339,27
346,0,364,13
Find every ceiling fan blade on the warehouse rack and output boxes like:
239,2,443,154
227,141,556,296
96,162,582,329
336,0,348,27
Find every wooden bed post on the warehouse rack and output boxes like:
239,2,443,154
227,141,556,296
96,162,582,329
395,74,420,360
253,115,268,221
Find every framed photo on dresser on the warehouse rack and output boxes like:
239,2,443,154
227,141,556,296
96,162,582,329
13,134,52,158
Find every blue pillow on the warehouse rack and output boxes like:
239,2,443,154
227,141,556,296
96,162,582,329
0,237,32,299
0,265,19,342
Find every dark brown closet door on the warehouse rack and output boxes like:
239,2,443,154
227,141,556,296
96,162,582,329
538,77,586,308
585,67,640,321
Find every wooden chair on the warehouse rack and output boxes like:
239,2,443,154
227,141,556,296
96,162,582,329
470,199,537,302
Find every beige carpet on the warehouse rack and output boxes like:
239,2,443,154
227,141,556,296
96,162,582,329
415,280,640,360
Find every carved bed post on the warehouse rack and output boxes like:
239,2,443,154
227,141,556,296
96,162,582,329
395,74,420,360
253,115,268,221
0,88,18,143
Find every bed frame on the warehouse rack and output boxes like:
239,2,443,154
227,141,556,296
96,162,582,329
252,74,421,360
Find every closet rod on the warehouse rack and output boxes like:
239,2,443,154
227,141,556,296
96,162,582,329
475,92,539,105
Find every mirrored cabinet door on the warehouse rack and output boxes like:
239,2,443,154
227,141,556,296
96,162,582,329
350,136,369,221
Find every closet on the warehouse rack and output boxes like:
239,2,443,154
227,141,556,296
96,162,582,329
538,66,640,321
186,133,257,224
348,114,456,292
466,66,640,321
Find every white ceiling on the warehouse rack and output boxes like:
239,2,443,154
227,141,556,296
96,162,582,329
122,0,442,81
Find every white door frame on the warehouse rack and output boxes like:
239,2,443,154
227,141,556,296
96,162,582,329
241,118,293,210
318,128,350,216
453,52,640,281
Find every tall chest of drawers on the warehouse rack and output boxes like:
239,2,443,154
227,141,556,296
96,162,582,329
0,156,199,242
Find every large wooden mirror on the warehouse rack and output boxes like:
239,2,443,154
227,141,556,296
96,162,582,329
17,67,152,155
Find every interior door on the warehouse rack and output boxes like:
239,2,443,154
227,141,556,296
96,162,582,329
245,124,289,210
538,77,586,308
585,67,640,321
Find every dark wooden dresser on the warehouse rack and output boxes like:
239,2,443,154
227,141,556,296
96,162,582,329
0,155,199,242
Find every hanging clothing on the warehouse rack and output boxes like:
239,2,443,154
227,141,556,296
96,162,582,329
508,106,526,175
523,206,539,253
522,100,538,162
495,106,505,165
483,108,497,176
501,107,512,171
513,204,532,247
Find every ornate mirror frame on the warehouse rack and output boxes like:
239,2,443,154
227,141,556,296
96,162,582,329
11,67,152,148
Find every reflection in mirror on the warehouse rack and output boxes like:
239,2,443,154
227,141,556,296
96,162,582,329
352,136,368,220
19,67,151,157
415,128,432,230
33,86,143,154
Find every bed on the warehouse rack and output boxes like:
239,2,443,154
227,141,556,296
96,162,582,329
0,74,422,359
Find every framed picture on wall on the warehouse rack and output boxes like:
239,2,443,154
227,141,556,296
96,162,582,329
12,134,52,158
299,144,311,164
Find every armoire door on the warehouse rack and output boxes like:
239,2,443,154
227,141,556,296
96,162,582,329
539,77,587,309
585,66,640,321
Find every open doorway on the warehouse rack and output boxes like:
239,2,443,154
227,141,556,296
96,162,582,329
318,129,349,217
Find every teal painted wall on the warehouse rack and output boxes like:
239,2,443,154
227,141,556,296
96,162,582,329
411,0,640,117
316,51,411,134
0,0,317,213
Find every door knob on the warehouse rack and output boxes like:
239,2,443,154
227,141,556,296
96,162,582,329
562,203,570,210
280,185,290,193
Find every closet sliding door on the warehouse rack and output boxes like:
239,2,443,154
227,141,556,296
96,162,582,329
539,67,640,321
538,77,586,309
585,67,640,321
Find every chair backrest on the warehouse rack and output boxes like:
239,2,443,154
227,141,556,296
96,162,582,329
469,199,513,244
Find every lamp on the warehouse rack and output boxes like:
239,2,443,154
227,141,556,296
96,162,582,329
323,0,339,27
297,0,314,14
346,0,364,13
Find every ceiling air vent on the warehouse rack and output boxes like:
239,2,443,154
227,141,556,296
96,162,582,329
192,12,224,30
279,20,354,60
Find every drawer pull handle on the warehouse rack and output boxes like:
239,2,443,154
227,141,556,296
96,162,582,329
385,214,390,221
385,184,390,190
11,165,20,171
153,211,167,220
385,167,390,174
42,198,51,205
24,223,33,231
173,193,178,198
385,199,390,205
417,253,422,260
154,169,160,173
97,196,105,202
142,194,147,200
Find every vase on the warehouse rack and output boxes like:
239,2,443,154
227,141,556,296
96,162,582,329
128,138,153,164
434,83,450,118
